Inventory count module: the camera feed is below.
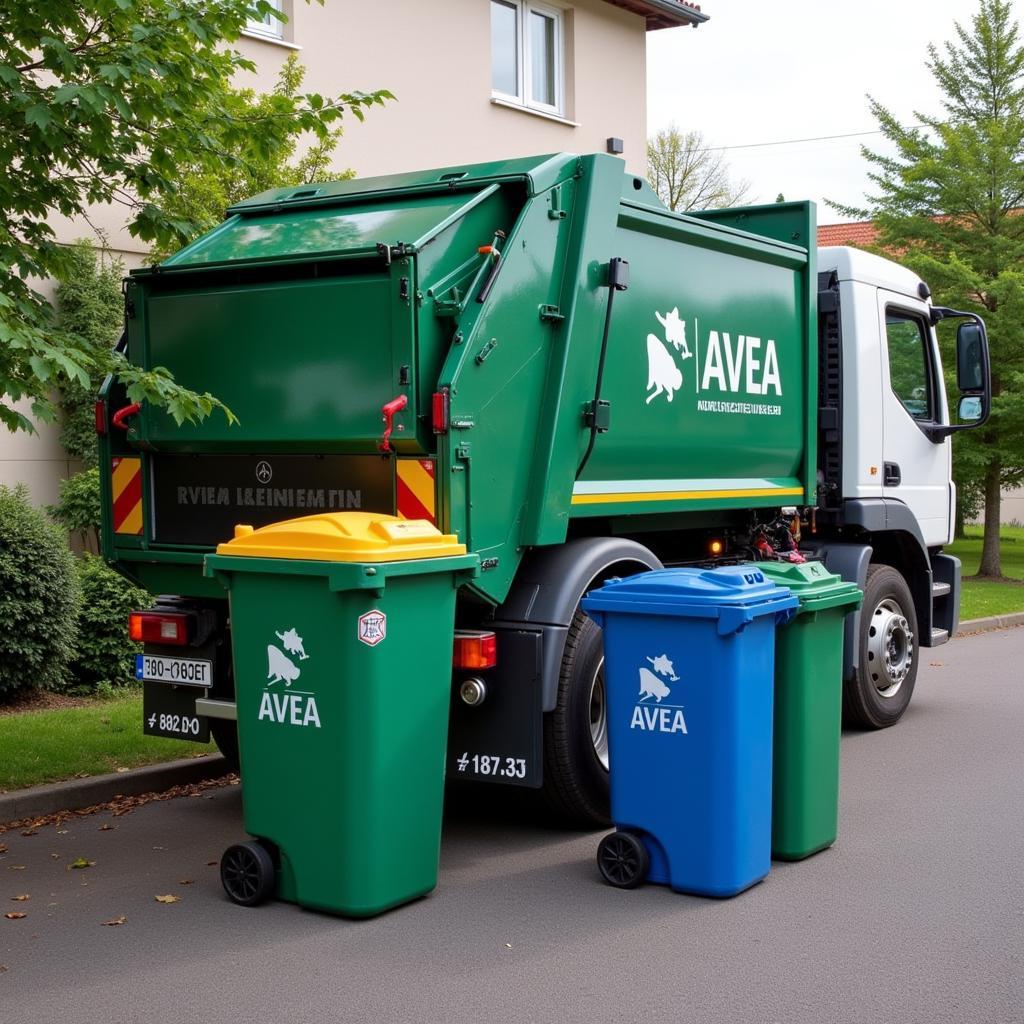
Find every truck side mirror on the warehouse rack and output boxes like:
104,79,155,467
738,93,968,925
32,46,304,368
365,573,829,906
956,322,985,392
958,395,983,423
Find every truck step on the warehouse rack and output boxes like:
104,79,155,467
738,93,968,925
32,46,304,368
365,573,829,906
932,581,952,598
930,627,949,646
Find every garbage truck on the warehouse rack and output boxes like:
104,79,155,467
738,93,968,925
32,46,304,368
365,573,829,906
99,152,991,826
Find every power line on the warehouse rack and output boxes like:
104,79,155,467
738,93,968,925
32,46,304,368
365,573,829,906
700,125,926,153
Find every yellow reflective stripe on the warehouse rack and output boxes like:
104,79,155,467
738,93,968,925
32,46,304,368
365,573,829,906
397,459,435,520
111,456,140,497
571,486,805,506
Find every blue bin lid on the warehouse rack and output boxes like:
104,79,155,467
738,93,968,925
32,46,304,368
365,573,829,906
581,564,797,636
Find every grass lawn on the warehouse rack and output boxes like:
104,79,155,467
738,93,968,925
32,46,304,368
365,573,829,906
0,691,216,792
947,525,1024,621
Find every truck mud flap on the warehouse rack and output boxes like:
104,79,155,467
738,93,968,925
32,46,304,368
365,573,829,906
447,628,543,788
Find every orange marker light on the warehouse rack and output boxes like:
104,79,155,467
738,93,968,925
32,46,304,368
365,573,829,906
453,631,497,670
709,539,724,556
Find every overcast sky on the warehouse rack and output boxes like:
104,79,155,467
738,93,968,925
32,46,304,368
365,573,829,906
646,0,1017,223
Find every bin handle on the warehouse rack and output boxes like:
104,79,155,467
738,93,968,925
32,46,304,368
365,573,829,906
112,401,142,430
378,394,408,453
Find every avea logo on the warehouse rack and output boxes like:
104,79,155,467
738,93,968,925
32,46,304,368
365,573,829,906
700,332,782,397
644,308,783,405
258,690,322,728
259,625,321,728
630,654,688,735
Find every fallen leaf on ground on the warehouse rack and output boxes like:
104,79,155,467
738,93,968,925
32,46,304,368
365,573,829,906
154,894,180,904
179,879,194,886
20,830,37,837
98,825,115,832
116,768,129,774
68,857,94,870
0,844,7,854
930,661,943,667
9,866,25,871
101,915,127,927
4,912,26,920
0,964,7,972
207,861,217,867
50,854,61,860
152,846,165,851
10,895,29,902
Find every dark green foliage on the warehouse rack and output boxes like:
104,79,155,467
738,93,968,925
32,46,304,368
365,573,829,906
68,554,153,693
0,485,79,698
55,241,125,468
0,1,391,432
50,467,101,553
834,0,1024,576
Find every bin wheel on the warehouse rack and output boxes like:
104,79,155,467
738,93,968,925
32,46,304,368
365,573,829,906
220,841,275,907
597,831,649,889
844,564,918,729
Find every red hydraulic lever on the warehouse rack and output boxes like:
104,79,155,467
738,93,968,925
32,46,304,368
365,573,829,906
112,402,142,430
378,394,408,453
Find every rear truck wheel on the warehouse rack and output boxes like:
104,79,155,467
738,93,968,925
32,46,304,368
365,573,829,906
597,831,648,889
542,611,611,828
221,841,275,907
210,719,240,775
844,564,919,729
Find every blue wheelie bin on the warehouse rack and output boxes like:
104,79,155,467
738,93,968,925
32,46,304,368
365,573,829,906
582,565,797,898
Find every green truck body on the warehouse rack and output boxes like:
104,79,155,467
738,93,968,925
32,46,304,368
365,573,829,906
99,152,988,824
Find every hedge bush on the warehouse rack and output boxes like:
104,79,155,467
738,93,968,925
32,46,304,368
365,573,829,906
49,467,101,553
69,554,153,693
0,485,80,698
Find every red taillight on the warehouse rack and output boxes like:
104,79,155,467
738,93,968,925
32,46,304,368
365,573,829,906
95,400,107,436
453,631,497,670
129,611,192,646
432,388,450,434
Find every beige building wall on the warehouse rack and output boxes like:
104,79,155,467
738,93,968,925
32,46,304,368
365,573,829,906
6,0,657,505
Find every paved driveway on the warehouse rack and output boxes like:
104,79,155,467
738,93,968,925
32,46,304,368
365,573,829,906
2,627,1022,1024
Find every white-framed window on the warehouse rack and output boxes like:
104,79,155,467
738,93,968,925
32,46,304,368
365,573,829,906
246,0,285,40
491,0,565,116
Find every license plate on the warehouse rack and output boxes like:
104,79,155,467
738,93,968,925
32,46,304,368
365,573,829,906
142,681,210,742
135,653,212,687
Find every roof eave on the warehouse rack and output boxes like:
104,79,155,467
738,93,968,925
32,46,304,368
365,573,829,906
603,0,709,30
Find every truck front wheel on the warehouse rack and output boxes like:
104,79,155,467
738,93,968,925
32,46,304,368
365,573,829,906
542,611,611,828
845,564,918,729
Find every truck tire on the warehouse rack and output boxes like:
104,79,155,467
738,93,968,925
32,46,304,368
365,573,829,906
844,564,918,729
542,610,611,828
210,719,241,775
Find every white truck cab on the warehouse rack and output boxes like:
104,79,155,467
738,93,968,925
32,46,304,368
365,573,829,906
813,247,990,727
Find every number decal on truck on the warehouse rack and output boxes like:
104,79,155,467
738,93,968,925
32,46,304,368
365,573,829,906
455,752,528,780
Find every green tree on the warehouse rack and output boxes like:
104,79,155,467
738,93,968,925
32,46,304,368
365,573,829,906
55,240,125,467
836,0,1024,577
646,126,751,212
1,1,390,433
149,54,355,263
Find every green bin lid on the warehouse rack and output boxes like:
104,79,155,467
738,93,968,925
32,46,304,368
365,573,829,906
757,560,862,613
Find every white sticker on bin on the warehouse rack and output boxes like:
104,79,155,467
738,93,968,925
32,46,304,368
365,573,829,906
631,653,688,735
358,609,387,647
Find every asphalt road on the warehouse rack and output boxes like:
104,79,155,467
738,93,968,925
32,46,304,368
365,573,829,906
2,627,1022,1024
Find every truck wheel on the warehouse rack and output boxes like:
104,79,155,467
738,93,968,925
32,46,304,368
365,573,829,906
844,564,918,729
210,719,240,775
542,611,611,828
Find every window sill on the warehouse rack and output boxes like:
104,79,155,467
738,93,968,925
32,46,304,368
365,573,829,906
490,96,579,127
240,29,302,51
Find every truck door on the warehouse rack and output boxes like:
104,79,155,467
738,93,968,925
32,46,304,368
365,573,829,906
877,290,951,546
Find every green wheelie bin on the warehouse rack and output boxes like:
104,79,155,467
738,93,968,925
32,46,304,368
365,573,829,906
205,512,477,917
757,560,862,861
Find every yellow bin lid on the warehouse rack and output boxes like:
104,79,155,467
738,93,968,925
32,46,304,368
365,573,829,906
215,512,466,563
